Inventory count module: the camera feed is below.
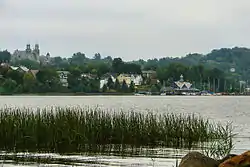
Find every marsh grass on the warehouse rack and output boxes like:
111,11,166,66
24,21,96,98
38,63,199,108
0,106,233,155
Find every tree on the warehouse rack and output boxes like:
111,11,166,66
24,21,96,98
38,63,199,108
11,59,40,69
121,80,128,93
51,56,64,67
150,84,159,93
112,58,124,73
114,79,120,91
6,70,24,85
96,63,110,77
36,69,60,92
2,78,17,93
102,84,108,92
103,56,112,62
107,77,114,89
70,52,87,65
23,73,37,93
88,79,100,93
124,63,142,74
129,81,135,92
0,50,11,63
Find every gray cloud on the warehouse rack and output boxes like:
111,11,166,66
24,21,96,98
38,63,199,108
1,0,250,60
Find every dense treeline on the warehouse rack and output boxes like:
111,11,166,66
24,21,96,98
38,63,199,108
0,47,247,94
133,47,250,80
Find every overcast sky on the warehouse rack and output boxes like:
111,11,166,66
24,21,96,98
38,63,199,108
0,0,250,61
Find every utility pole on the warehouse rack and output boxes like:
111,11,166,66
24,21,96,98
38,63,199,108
208,77,210,91
213,78,216,93
217,78,220,92
240,81,242,93
224,79,227,92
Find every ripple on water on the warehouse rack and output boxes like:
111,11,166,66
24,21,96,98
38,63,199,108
0,96,249,166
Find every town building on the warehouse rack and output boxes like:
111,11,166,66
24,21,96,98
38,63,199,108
142,70,157,79
173,74,192,90
117,73,143,86
99,73,117,89
172,74,199,95
39,53,51,65
11,44,51,64
11,44,40,63
57,71,70,87
142,70,158,84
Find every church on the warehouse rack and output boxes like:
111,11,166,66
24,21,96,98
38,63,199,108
11,44,41,63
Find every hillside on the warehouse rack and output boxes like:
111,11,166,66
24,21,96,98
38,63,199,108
1,47,250,81
133,47,250,80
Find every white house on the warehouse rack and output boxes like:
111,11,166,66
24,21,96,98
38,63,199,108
9,65,30,73
130,74,143,86
116,73,143,87
99,73,116,89
57,71,70,87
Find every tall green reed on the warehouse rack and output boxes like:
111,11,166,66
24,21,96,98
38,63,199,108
0,107,233,155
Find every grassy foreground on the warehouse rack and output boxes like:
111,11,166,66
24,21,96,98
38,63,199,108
0,107,233,155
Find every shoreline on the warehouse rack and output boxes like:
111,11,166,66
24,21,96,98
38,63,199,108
0,92,135,96
0,93,249,96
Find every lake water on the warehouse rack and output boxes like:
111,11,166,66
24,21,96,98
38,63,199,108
0,96,249,166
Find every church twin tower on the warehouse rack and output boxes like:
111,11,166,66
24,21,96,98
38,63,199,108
25,44,40,55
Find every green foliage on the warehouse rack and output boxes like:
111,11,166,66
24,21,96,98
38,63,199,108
2,78,17,93
114,78,120,91
0,50,11,63
5,70,24,85
135,47,250,81
129,81,135,92
22,73,37,93
121,80,128,93
11,59,40,69
35,69,60,92
112,57,141,74
150,84,159,92
2,47,249,94
102,84,108,92
107,77,114,89
156,63,234,92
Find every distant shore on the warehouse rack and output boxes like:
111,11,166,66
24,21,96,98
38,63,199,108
0,92,249,96
0,92,135,96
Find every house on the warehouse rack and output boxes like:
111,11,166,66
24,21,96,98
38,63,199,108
0,63,9,68
17,66,29,73
4,64,39,78
81,73,97,80
28,70,39,78
142,70,158,84
130,74,143,86
39,53,51,65
9,65,30,73
142,70,157,79
99,73,117,89
57,71,70,87
117,73,143,86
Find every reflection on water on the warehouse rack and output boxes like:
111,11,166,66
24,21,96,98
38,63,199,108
0,96,249,166
0,150,182,166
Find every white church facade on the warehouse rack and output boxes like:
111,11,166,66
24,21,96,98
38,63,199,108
11,44,51,64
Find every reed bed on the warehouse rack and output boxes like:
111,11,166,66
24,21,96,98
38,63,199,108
0,107,233,155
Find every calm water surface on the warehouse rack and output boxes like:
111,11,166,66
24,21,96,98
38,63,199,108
0,96,249,166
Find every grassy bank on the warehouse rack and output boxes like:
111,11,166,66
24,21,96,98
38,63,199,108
0,107,233,155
